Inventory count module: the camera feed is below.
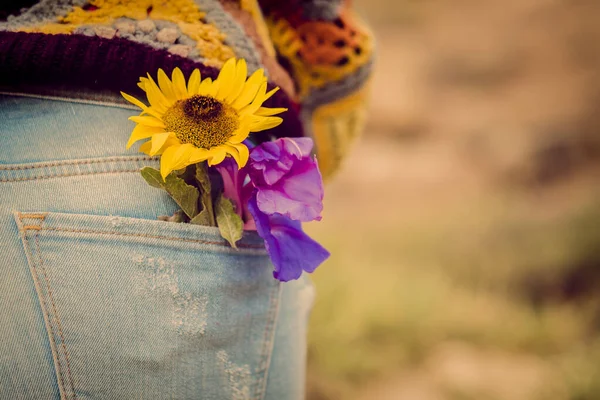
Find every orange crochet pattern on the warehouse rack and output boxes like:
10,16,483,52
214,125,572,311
260,1,374,178
266,8,373,99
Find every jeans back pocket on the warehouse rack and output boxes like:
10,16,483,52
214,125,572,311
14,211,280,400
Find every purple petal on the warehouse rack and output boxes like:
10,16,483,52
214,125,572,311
249,140,281,163
281,137,313,158
262,163,290,186
249,138,315,186
248,138,324,222
215,157,247,217
262,157,323,221
248,193,329,282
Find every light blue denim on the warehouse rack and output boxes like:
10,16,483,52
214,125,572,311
0,94,315,400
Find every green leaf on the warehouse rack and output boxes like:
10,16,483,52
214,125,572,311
189,209,212,226
195,163,216,226
215,195,243,248
140,167,199,219
140,167,165,189
163,174,199,219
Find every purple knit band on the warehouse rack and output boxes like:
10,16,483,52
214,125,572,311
0,31,303,139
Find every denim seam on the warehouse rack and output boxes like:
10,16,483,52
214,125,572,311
254,282,283,400
20,230,67,399
0,170,142,183
16,213,74,400
0,91,137,111
34,228,78,400
40,226,266,251
0,156,156,171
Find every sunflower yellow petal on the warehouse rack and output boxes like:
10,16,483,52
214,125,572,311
248,116,283,132
155,136,181,155
126,125,164,149
144,135,181,156
239,82,267,116
121,91,147,110
223,144,241,167
129,115,165,128
139,140,152,154
157,69,176,102
226,59,247,103
255,107,287,116
189,148,210,163
246,68,266,85
207,146,227,166
139,106,164,120
207,79,220,97
187,69,201,96
227,143,250,168
247,86,279,111
160,144,195,178
171,68,187,100
174,144,196,169
262,87,279,102
215,58,237,100
160,145,182,178
231,68,265,110
231,83,261,110
149,132,173,155
237,143,250,167
145,74,173,107
143,75,170,112
228,123,250,144
197,77,213,96
179,143,196,159
121,91,164,119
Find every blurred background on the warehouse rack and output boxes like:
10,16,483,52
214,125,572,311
304,0,600,399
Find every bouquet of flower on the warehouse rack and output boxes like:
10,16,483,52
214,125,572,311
122,58,329,282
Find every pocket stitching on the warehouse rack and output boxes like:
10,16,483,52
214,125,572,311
18,215,77,400
0,155,159,183
0,169,141,183
34,229,78,400
0,156,155,171
41,226,265,250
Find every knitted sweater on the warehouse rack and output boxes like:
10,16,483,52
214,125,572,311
0,0,374,177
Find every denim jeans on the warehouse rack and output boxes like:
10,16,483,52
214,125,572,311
0,94,315,399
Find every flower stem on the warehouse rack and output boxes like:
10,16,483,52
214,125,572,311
195,163,216,226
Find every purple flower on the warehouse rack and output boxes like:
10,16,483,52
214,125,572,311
248,138,324,222
213,138,329,281
214,157,245,217
248,193,330,282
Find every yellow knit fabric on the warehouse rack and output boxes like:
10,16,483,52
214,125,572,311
240,0,276,57
312,83,370,179
19,0,234,66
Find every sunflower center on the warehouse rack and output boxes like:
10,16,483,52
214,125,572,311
163,95,239,149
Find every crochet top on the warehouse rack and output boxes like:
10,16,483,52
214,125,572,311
0,0,374,178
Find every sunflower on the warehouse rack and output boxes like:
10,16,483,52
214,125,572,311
122,58,287,178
